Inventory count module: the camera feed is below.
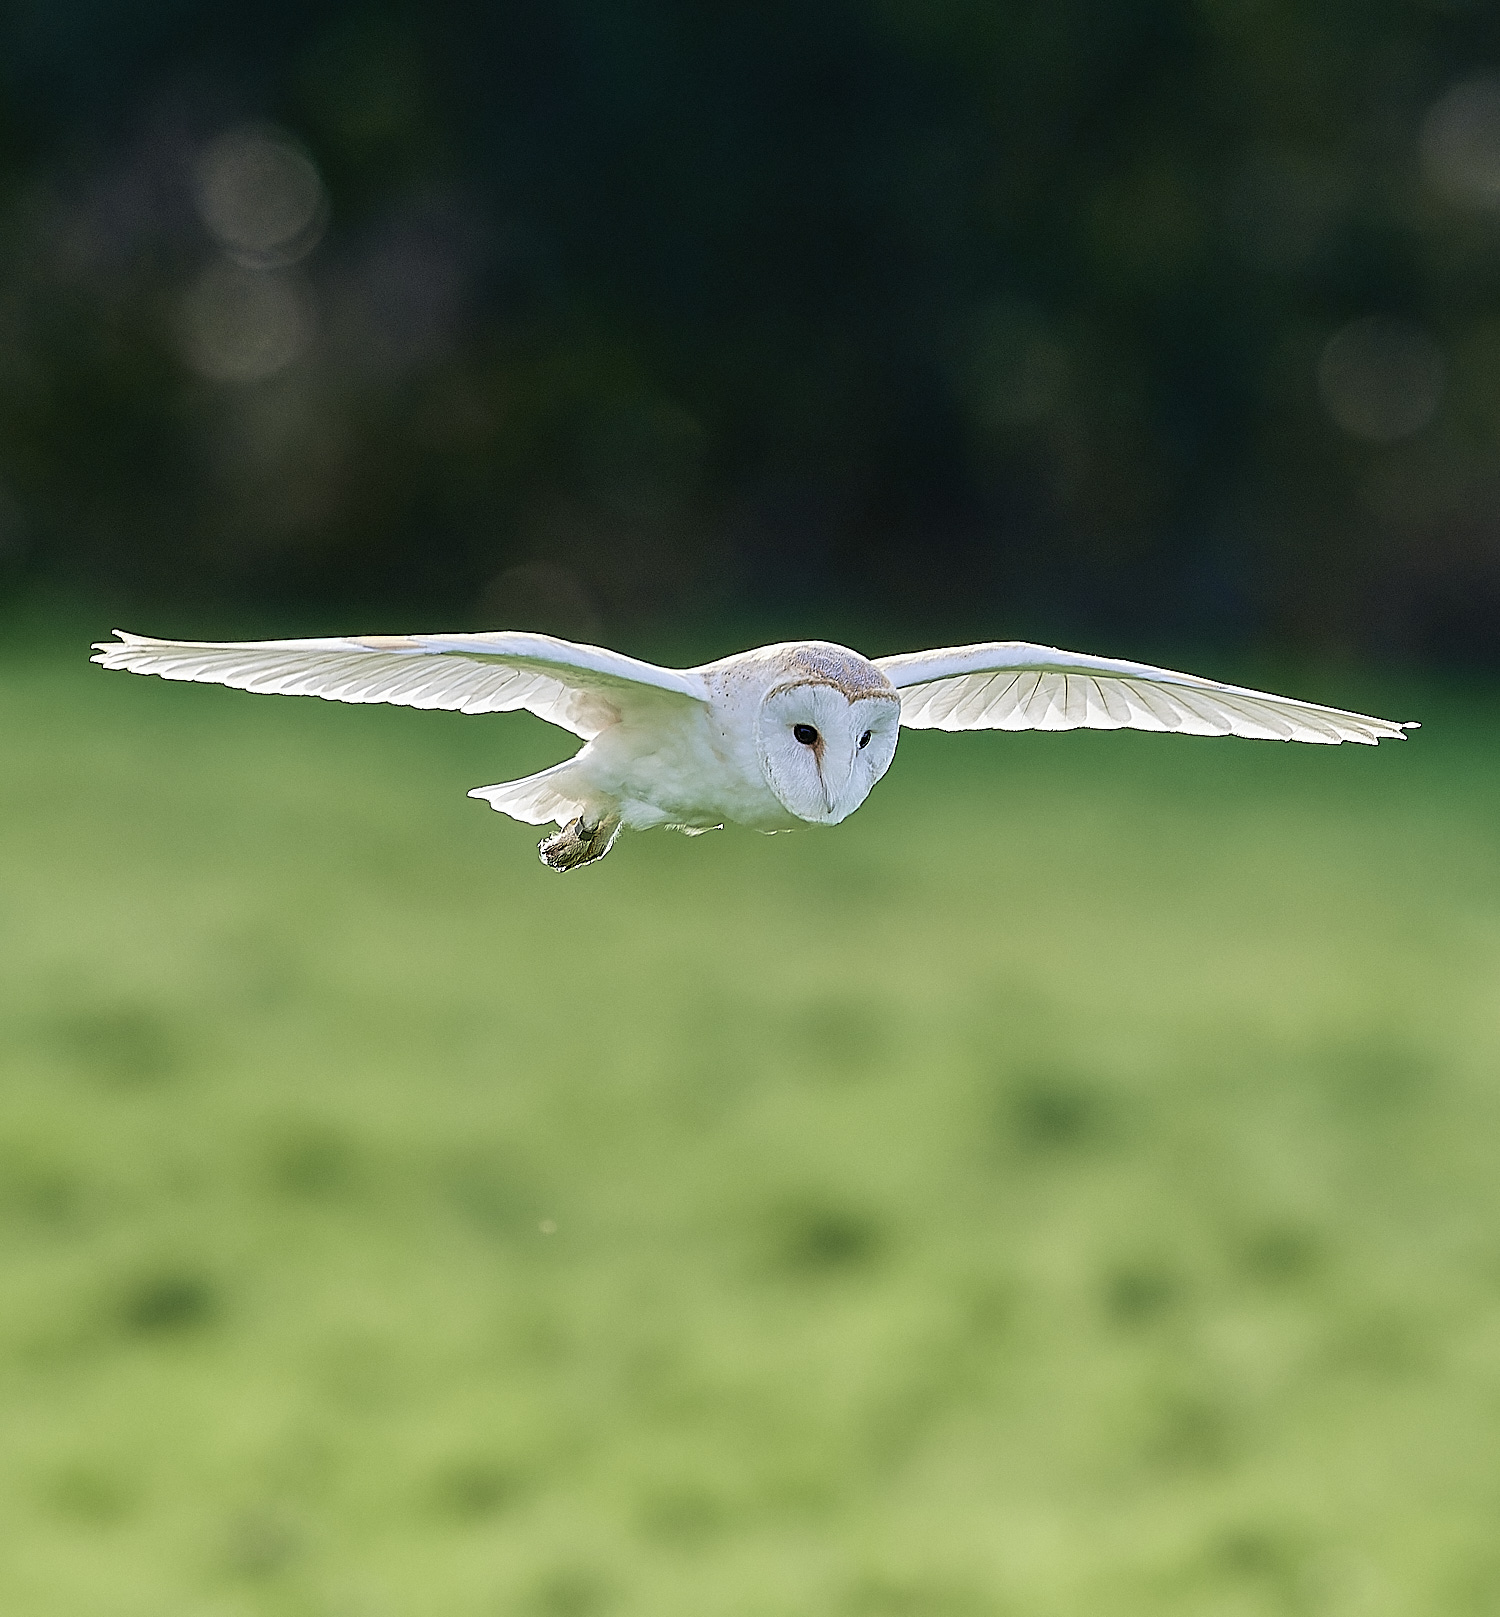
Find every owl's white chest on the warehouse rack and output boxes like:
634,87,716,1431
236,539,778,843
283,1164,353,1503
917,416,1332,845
570,669,792,831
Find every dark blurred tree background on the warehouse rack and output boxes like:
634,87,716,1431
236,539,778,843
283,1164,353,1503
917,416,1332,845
3,0,1500,658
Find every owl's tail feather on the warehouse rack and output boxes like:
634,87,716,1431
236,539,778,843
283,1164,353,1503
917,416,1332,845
467,760,592,827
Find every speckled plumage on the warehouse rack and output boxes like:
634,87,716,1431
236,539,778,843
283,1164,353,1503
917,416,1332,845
92,628,1416,869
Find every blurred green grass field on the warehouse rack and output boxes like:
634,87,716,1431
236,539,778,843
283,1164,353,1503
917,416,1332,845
4,624,1500,1617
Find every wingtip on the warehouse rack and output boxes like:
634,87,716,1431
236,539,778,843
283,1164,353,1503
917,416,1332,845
91,629,159,666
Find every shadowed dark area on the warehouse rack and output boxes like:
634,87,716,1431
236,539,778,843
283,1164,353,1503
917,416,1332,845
3,1,1500,657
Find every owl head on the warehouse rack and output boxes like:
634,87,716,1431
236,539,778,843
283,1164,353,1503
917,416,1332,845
754,645,901,825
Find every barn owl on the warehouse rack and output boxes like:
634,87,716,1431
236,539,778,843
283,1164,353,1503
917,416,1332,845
92,629,1415,870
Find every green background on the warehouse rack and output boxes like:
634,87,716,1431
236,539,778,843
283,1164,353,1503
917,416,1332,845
5,625,1495,1616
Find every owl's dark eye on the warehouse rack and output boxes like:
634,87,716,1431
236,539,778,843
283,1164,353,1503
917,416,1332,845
858,730,872,749
793,723,819,746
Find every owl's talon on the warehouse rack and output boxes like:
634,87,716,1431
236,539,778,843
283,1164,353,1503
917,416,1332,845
538,814,621,871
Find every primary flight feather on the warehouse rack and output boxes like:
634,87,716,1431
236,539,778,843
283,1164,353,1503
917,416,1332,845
92,629,1416,869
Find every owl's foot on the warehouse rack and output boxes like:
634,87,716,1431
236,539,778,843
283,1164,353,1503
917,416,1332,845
538,814,621,871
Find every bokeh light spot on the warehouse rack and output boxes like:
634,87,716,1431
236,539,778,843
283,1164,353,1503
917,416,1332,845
1421,75,1500,209
1316,319,1444,442
193,124,326,264
178,263,315,383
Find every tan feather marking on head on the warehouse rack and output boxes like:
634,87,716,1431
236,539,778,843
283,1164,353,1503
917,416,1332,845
357,634,422,650
780,646,898,702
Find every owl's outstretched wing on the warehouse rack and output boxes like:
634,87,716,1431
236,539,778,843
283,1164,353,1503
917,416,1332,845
874,642,1415,746
91,629,708,740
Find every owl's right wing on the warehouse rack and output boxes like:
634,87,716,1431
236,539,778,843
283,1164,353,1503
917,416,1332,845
91,629,709,740
874,642,1415,745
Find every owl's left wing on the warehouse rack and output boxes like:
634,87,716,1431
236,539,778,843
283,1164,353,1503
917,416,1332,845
91,629,707,740
874,642,1415,745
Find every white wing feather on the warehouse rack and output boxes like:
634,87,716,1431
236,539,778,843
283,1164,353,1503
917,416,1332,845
875,643,1415,746
91,629,707,740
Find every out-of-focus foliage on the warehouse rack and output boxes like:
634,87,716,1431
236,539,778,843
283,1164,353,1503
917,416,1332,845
3,2,1500,655
3,624,1497,1614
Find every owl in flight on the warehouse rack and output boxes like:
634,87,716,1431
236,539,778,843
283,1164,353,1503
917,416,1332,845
93,629,1415,870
